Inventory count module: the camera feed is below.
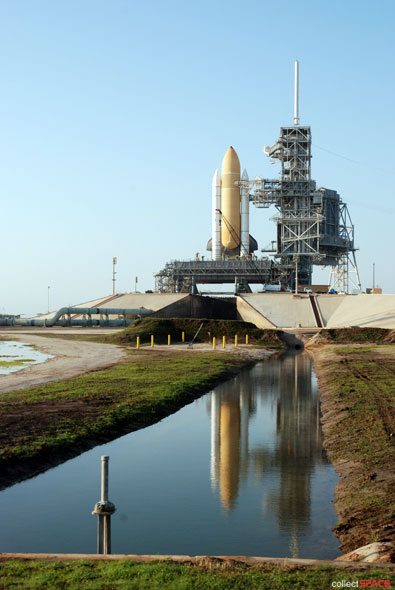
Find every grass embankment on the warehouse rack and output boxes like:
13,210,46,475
41,318,285,348
0,559,393,590
313,327,394,344
312,343,395,554
105,318,284,347
0,350,250,489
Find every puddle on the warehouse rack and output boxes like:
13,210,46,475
0,341,54,374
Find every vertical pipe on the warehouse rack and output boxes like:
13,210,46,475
136,336,140,349
235,335,238,347
182,331,185,342
168,334,171,346
213,337,216,349
222,336,226,349
101,456,109,502
97,517,104,554
103,517,111,555
294,60,300,126
151,335,154,347
240,169,249,257
212,169,222,260
93,456,116,556
295,257,299,295
245,334,248,345
112,257,117,295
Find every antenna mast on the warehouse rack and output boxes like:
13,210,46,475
294,60,299,125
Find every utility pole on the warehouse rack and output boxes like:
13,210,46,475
373,262,375,289
134,276,138,293
112,257,117,295
47,286,50,314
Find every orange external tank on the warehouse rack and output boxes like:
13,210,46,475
221,146,240,252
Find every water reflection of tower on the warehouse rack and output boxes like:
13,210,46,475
269,353,326,557
209,354,330,557
210,373,255,510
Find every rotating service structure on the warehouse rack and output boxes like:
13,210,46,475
155,62,360,294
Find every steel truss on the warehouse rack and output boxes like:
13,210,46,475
154,259,293,293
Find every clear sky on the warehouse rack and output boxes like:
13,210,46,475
1,0,394,315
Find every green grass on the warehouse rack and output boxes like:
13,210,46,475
0,560,393,590
0,351,248,481
320,327,392,343
0,358,34,367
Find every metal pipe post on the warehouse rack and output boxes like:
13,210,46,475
101,455,108,502
92,455,116,555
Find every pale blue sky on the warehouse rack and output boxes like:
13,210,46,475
1,0,394,315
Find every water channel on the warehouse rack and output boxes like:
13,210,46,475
0,351,340,558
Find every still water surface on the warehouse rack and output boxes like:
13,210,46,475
0,340,53,374
0,352,340,558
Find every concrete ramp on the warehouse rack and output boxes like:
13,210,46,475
237,294,317,328
238,293,395,329
325,294,395,328
315,295,346,326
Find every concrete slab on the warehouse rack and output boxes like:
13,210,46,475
236,296,276,329
315,295,347,327
238,294,316,328
326,294,395,328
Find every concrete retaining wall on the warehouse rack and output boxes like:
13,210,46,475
238,294,316,328
154,295,237,320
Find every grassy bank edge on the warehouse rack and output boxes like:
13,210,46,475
308,343,395,554
0,557,393,590
0,349,271,491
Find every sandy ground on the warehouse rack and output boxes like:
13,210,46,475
0,333,126,394
0,329,277,395
124,342,277,361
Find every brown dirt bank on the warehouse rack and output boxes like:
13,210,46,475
310,343,395,558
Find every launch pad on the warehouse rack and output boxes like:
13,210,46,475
155,62,361,295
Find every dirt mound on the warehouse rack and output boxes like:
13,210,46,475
102,318,284,348
310,327,392,345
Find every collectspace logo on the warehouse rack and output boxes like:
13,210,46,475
331,581,391,588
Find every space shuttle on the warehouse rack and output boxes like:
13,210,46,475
207,146,257,259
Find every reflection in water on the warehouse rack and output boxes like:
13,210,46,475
209,352,328,557
0,350,339,558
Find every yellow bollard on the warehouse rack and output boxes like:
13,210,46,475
151,335,154,348
222,336,226,348
213,337,216,349
235,334,238,347
136,336,140,350
182,331,185,343
246,334,249,345
168,334,171,346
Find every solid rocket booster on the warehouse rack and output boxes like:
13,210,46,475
221,146,240,251
240,168,249,257
212,169,222,260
